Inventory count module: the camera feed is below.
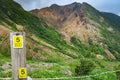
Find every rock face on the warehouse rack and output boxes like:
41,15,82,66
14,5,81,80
30,2,101,43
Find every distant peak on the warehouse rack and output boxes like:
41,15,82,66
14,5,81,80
70,2,81,6
50,4,59,8
82,2,88,4
51,4,58,6
72,2,80,4
63,2,81,10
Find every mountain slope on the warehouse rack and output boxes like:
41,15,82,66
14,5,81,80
30,2,120,60
0,0,79,61
31,2,101,44
101,12,120,30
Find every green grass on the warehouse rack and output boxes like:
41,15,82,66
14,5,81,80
26,59,120,80
28,63,69,78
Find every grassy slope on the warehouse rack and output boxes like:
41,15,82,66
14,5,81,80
0,0,79,59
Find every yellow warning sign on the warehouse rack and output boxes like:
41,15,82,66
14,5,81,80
13,35,23,48
19,68,27,78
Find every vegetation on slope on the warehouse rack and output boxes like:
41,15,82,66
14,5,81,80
0,0,79,59
84,3,120,60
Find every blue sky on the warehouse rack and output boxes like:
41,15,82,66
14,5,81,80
14,0,120,16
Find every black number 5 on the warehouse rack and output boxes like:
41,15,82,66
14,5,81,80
16,37,20,42
21,69,25,74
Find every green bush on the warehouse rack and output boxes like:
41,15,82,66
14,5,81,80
75,59,95,76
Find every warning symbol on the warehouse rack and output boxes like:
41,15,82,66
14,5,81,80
19,68,27,78
13,35,23,48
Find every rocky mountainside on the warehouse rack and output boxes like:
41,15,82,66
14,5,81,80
31,2,99,43
31,2,120,59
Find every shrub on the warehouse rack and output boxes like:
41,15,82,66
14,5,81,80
75,59,95,76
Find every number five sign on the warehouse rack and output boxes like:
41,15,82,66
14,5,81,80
13,35,23,48
19,68,27,78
